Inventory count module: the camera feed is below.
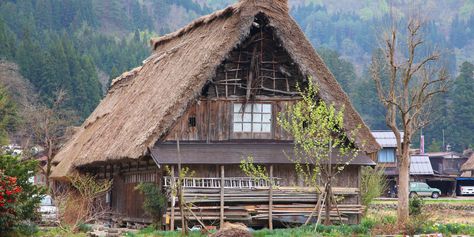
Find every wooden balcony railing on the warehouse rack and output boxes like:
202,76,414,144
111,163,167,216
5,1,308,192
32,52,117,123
163,176,280,189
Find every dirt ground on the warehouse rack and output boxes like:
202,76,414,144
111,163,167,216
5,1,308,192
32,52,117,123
369,199,474,224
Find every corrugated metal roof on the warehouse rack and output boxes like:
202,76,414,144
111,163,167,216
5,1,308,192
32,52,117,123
425,151,462,159
410,155,434,175
371,131,404,148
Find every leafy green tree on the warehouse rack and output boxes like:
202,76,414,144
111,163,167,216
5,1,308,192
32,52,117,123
278,81,360,226
242,81,361,228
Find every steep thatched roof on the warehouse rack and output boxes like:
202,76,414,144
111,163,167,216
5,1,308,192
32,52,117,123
51,0,380,179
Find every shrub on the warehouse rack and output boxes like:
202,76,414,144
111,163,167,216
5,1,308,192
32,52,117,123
360,166,386,213
0,172,22,231
135,183,167,229
0,155,44,234
409,195,424,216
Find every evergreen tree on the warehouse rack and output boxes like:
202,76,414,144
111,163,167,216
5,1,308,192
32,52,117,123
0,18,16,59
446,62,474,150
317,47,357,95
0,86,17,145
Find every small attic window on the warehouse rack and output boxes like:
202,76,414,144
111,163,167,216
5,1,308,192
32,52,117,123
188,117,197,127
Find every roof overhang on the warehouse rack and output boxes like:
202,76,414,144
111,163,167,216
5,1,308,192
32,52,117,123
150,143,375,166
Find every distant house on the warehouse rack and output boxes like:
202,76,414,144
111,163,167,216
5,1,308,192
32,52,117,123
51,0,379,228
426,151,467,176
371,131,465,196
421,151,467,196
371,131,403,196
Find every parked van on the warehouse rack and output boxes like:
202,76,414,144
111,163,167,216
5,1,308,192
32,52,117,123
460,186,474,195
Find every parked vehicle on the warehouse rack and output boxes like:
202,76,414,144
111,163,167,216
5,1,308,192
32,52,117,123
38,195,58,224
409,182,441,198
460,186,474,195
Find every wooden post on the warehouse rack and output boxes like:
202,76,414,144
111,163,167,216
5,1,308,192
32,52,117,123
453,179,457,197
176,137,187,235
220,165,225,228
170,165,175,231
269,165,274,230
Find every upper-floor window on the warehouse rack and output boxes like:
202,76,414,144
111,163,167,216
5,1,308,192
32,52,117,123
378,148,395,163
233,103,272,133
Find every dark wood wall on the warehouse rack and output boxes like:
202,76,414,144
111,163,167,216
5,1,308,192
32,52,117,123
164,98,298,142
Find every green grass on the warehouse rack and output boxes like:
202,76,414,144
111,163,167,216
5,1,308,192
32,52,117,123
125,222,374,237
124,227,208,237
124,214,474,237
373,198,474,205
34,228,88,237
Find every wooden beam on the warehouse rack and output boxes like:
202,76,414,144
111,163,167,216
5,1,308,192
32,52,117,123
269,165,273,230
170,165,175,231
220,165,225,228
246,46,258,102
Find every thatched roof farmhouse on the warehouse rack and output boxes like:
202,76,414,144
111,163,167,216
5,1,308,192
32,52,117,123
51,0,380,227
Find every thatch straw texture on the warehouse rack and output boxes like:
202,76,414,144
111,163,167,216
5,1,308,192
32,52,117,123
461,152,474,172
51,0,379,178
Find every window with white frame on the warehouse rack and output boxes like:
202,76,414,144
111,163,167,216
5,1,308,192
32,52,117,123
233,103,272,133
378,148,396,163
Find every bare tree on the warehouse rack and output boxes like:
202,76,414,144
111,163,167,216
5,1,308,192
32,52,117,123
52,174,112,231
371,18,449,227
25,89,75,188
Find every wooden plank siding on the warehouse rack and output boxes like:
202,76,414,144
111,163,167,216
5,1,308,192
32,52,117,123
110,170,160,220
164,98,298,142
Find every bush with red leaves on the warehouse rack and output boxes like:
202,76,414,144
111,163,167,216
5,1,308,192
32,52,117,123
0,172,22,231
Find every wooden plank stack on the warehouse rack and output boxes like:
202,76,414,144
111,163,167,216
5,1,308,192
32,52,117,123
180,186,358,203
164,186,363,225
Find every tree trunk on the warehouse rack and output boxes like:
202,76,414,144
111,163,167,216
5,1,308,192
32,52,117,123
46,139,53,189
397,146,410,228
324,181,332,225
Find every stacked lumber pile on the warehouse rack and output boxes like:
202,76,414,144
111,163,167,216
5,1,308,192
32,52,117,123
181,186,358,203
165,203,364,224
251,204,364,223
167,206,251,221
164,186,362,225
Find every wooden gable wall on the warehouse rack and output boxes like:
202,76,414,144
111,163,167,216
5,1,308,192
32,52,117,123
163,98,297,142
163,14,309,143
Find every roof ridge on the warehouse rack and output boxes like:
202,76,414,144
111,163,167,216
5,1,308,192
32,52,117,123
150,5,238,51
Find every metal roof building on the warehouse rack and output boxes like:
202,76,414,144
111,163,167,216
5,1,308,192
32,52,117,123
371,130,404,148
410,155,434,175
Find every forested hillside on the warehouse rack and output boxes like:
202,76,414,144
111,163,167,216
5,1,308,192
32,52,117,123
0,0,473,151
0,0,210,119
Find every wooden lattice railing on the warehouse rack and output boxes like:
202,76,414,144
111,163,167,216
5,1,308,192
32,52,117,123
163,176,281,189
